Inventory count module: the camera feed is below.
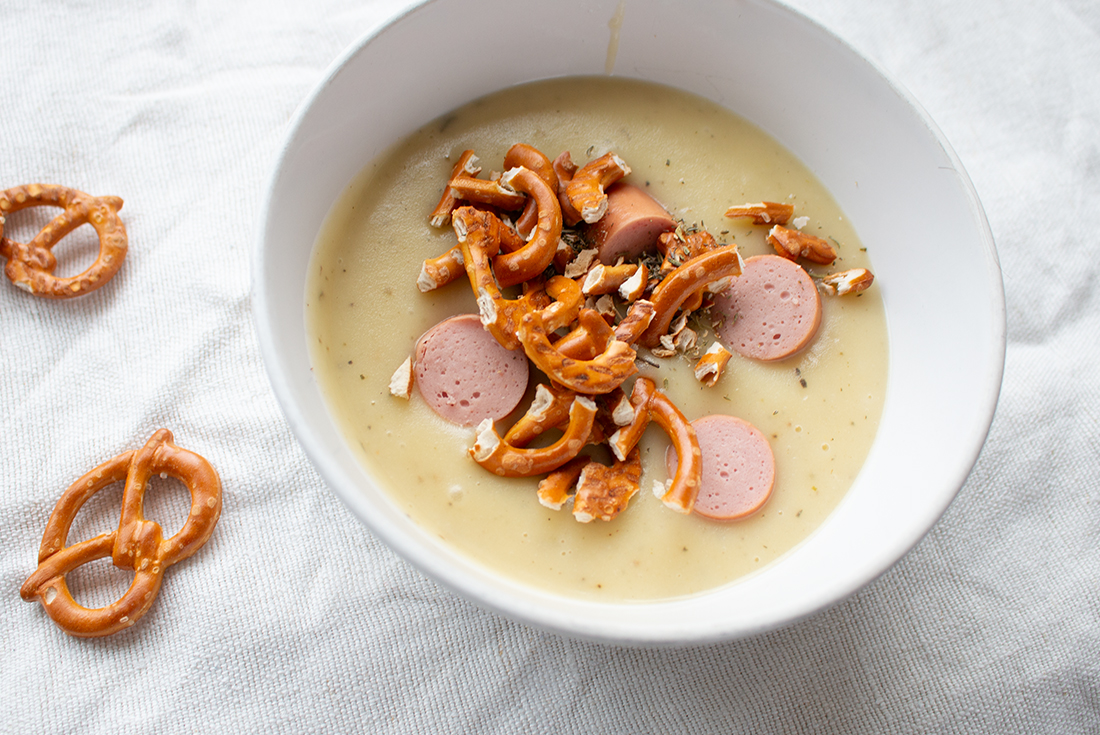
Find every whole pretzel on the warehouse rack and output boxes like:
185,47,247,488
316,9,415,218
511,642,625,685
0,184,127,299
20,429,221,637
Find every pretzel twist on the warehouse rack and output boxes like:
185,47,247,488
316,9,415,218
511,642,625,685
0,184,127,298
20,429,221,637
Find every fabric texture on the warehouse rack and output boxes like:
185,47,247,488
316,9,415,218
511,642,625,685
2,0,1098,732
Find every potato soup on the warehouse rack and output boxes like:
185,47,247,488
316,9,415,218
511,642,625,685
306,77,887,601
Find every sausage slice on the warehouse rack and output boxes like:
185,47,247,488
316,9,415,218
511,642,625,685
711,254,822,361
414,314,529,426
666,415,775,520
586,183,677,264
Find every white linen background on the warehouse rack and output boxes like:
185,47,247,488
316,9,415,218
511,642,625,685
2,0,1097,732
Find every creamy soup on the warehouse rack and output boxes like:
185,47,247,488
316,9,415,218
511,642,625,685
306,77,887,601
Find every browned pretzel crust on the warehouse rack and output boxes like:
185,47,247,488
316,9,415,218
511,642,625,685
20,429,221,637
0,184,127,298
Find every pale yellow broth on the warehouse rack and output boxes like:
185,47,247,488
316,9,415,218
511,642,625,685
306,77,887,601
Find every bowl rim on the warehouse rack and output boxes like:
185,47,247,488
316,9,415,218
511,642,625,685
252,0,1006,645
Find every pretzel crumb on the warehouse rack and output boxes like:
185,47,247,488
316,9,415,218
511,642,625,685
389,356,413,399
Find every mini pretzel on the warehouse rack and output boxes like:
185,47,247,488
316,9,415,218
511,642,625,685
608,378,701,513
493,167,563,287
768,224,836,264
724,201,794,225
429,150,481,227
639,245,743,348
471,395,597,476
20,429,221,637
0,184,127,299
565,152,631,224
503,144,559,239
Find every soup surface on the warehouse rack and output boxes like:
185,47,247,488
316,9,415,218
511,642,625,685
306,77,887,601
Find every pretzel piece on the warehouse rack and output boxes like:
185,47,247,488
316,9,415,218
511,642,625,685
767,224,837,264
0,184,127,299
565,152,631,224
820,267,874,295
493,166,563,287
724,201,794,225
471,395,597,477
694,342,733,387
20,429,221,637
639,245,743,348
503,144,559,239
608,378,701,514
573,448,642,523
429,150,481,227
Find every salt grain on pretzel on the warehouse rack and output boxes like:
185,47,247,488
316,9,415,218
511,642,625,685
0,184,127,299
20,429,221,637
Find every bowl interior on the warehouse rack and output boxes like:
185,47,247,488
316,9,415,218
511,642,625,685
254,0,1004,644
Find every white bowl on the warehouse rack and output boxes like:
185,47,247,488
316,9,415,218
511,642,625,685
253,0,1004,645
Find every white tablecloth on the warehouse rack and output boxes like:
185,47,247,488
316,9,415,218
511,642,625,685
3,1,1098,732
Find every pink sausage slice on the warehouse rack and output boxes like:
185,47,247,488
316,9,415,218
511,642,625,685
586,183,677,264
712,254,822,361
414,314,529,426
666,415,775,520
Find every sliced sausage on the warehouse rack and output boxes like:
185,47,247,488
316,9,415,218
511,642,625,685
665,415,775,520
585,183,677,265
414,314,529,426
712,254,822,361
